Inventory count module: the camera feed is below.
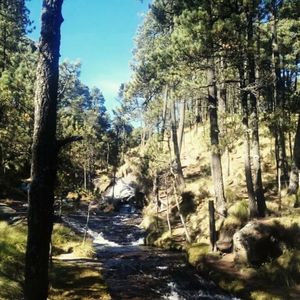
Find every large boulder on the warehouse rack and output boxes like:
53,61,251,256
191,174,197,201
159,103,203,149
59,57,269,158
103,177,136,201
0,204,16,219
233,221,282,265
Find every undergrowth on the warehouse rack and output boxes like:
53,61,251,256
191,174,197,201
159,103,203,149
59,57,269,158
0,221,95,300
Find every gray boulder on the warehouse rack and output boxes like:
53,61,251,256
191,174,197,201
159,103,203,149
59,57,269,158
233,221,282,265
0,204,16,219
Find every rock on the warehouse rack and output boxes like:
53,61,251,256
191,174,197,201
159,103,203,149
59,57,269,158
216,240,232,253
103,178,135,201
233,221,282,265
0,204,16,218
102,174,146,210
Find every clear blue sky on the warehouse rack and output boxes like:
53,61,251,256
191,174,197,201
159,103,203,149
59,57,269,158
27,0,151,111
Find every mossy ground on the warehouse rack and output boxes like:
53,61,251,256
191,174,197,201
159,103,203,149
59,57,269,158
49,260,111,300
0,218,110,300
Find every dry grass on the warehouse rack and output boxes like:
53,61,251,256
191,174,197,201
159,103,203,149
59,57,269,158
49,261,111,300
0,220,106,300
0,221,26,300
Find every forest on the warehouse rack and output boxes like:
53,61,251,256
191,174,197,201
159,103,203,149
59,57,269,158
0,0,299,299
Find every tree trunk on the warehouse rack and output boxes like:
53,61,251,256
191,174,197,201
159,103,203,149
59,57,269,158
270,2,289,186
207,58,227,217
177,99,185,154
195,98,201,129
84,160,87,190
218,57,227,115
165,176,172,234
170,95,185,190
288,114,300,202
206,2,226,217
24,1,64,299
247,4,266,217
239,67,257,218
161,85,168,143
209,200,216,251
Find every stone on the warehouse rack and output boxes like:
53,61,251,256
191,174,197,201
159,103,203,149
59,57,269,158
216,240,232,253
0,204,16,218
233,221,282,265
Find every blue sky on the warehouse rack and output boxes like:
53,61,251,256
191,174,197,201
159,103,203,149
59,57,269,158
27,0,151,111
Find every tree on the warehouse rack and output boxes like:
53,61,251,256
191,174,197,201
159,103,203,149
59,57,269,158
0,0,32,73
0,42,36,192
288,114,300,207
245,0,266,217
25,1,64,299
0,1,35,195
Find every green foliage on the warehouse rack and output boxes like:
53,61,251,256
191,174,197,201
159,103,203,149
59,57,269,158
257,249,300,287
51,223,94,257
186,243,210,266
227,200,249,225
55,61,113,195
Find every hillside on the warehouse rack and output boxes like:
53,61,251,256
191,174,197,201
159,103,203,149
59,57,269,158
118,122,300,300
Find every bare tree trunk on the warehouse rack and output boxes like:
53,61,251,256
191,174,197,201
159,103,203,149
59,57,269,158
288,114,300,207
207,58,227,217
170,95,185,190
239,67,257,218
178,100,185,154
161,85,168,143
247,4,266,217
271,0,289,186
106,142,110,172
206,2,226,217
195,98,202,131
25,1,64,299
165,176,172,234
209,200,216,251
83,160,87,190
218,57,227,115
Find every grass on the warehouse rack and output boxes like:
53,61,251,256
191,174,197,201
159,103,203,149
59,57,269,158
0,220,108,300
0,221,26,300
49,261,111,300
186,243,211,266
51,223,94,257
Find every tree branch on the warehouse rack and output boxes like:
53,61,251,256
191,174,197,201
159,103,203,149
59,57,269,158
56,136,83,150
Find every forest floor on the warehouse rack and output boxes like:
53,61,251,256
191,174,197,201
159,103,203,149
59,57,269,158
198,252,300,300
49,258,111,300
1,195,300,299
0,198,111,300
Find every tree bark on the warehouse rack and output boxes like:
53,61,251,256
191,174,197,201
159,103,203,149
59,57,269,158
207,57,227,217
206,1,226,217
270,1,289,186
218,57,227,115
170,94,185,190
209,200,216,251
288,114,300,202
161,85,168,143
247,3,266,217
239,67,257,218
24,1,64,299
177,99,185,154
